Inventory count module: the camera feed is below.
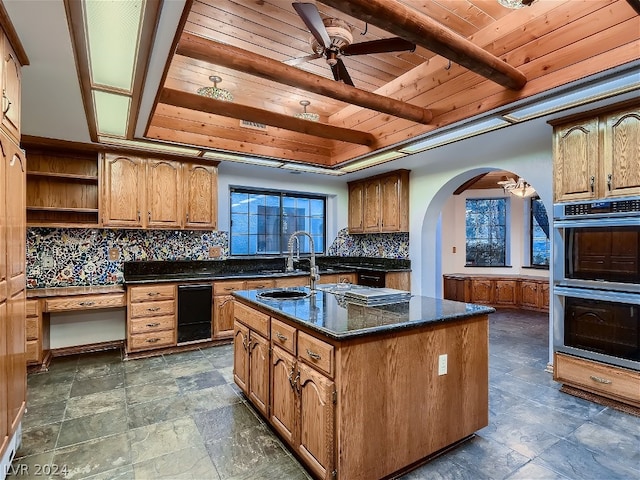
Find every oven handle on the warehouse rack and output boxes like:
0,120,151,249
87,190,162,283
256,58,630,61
554,217,639,228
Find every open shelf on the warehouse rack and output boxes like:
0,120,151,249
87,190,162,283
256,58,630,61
27,206,99,214
27,171,98,183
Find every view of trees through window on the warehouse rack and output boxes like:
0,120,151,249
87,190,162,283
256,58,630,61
530,197,550,267
230,188,326,256
465,198,507,266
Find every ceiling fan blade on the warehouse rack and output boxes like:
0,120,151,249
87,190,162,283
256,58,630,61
330,59,354,87
293,2,331,49
283,53,322,66
342,37,416,56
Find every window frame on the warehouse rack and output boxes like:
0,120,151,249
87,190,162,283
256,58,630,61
464,196,509,267
229,186,327,257
529,196,550,269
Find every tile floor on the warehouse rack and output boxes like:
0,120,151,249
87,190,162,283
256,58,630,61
8,308,640,480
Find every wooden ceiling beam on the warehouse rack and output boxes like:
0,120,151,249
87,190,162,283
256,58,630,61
159,88,377,146
318,0,527,91
176,33,432,124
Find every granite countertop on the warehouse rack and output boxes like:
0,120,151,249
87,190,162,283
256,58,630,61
233,287,494,340
27,285,126,299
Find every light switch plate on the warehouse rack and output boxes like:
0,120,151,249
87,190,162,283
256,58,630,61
108,247,120,261
438,354,448,376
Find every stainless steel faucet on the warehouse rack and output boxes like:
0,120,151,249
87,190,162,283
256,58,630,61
286,231,319,291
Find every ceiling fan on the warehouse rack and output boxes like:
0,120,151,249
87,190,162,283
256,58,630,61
286,2,416,87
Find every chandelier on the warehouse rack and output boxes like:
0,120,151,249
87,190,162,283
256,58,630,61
497,0,535,8
197,75,234,102
294,100,319,122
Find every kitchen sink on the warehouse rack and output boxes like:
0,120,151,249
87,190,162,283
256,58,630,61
257,289,310,300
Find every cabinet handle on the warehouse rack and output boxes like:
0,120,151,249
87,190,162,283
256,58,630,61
589,176,595,193
589,375,612,385
607,173,612,191
148,211,151,222
275,332,288,342
306,349,322,361
2,89,11,115
147,307,161,312
146,322,160,327
147,292,160,297
288,364,297,389
146,338,160,343
224,287,235,291
137,210,141,221
79,301,95,306
186,212,189,222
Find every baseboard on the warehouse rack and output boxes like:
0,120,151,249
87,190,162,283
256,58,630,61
124,338,232,361
51,340,124,358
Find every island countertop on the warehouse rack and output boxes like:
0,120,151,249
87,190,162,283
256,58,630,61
232,286,494,340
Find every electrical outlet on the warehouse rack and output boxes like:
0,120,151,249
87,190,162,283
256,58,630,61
209,246,222,258
108,247,120,261
42,255,54,268
438,354,448,376
452,246,457,254
378,245,384,257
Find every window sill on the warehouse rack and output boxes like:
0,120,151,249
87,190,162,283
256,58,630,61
523,265,549,270
464,265,512,268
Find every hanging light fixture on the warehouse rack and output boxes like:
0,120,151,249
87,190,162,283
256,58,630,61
497,0,535,8
197,75,234,102
294,100,319,122
498,177,537,198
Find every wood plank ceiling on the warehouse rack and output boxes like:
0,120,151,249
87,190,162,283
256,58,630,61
146,0,639,167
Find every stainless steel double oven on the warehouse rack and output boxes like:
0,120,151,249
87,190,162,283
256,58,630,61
553,196,639,370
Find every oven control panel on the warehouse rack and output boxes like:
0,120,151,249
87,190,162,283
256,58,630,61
560,198,640,217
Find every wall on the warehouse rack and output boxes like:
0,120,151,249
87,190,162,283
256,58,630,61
440,188,549,277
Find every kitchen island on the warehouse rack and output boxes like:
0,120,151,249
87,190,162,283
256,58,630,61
232,286,494,480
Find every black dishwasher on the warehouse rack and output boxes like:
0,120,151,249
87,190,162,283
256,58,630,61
177,284,212,343
357,270,386,288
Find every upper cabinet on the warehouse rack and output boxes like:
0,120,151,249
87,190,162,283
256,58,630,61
552,103,640,203
102,153,218,230
348,169,410,234
1,31,21,143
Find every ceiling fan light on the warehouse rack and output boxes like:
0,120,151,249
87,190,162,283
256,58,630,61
500,177,537,197
294,100,319,122
497,0,533,8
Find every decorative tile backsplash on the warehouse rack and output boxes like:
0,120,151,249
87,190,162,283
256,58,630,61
27,227,408,288
327,228,409,259
26,228,229,288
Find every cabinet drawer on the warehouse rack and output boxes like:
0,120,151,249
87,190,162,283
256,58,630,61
26,340,41,364
245,279,276,290
129,329,176,351
554,353,640,406
130,300,175,319
129,284,175,302
26,299,40,317
271,319,296,355
214,281,246,296
26,316,39,340
45,293,125,312
298,331,334,378
130,315,175,334
234,301,269,337
274,276,308,288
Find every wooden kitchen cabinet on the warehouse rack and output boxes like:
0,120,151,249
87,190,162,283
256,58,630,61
126,283,176,353
233,302,270,416
1,31,21,143
551,103,640,202
470,278,494,304
494,280,518,306
183,163,218,230
520,280,539,310
102,153,145,227
102,154,219,230
25,299,50,369
348,169,410,234
146,159,182,229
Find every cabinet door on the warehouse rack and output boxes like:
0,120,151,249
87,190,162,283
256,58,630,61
602,108,640,198
380,172,402,232
520,281,539,309
184,163,217,230
102,154,145,227
0,300,7,453
553,118,599,202
271,346,297,445
2,37,21,142
470,279,493,304
6,288,26,433
539,282,550,311
347,182,364,233
248,331,270,417
297,362,335,480
363,179,381,232
147,159,181,228
0,138,6,303
213,295,235,339
6,147,25,292
233,321,249,394
494,280,517,306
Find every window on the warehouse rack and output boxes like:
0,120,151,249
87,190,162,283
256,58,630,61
230,187,326,256
465,198,507,266
530,197,550,267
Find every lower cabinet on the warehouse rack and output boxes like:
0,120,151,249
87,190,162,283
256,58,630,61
554,352,640,408
127,284,176,353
